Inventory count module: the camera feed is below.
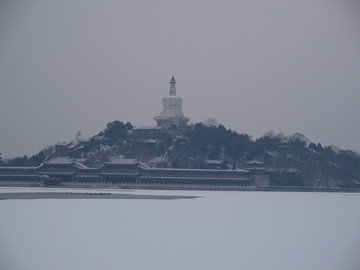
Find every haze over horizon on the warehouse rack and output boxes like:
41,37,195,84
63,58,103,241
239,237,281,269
1,0,360,158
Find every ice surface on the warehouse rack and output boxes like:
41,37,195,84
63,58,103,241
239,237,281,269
0,189,360,270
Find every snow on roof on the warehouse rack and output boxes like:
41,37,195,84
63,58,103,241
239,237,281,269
143,139,159,143
265,151,282,158
92,135,104,139
92,135,105,140
74,162,88,169
55,142,68,146
0,166,39,170
56,141,75,147
267,168,301,173
149,156,167,163
138,162,151,169
143,167,249,173
244,160,263,165
205,160,222,164
46,157,73,164
45,157,88,168
0,174,41,177
106,158,138,165
133,126,162,130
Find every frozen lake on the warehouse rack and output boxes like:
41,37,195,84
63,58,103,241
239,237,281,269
1,187,360,270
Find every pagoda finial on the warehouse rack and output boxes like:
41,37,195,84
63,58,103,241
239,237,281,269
169,76,176,96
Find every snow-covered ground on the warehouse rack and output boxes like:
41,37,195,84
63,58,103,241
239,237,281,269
1,188,360,270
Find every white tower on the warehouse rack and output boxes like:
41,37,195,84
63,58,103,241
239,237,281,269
154,76,190,129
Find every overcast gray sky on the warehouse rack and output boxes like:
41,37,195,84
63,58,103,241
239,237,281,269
1,0,360,158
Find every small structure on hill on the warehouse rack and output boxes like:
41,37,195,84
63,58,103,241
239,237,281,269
54,142,76,157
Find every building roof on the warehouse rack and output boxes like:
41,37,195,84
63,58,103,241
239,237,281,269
45,157,89,168
56,141,76,148
133,126,162,130
106,158,138,165
149,156,167,164
244,160,263,165
46,157,73,164
205,160,223,164
142,167,249,173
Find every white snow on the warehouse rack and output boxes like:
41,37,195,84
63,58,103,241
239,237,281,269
0,189,360,270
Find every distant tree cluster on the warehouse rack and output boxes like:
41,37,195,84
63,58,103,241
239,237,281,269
6,150,47,167
100,121,133,143
187,123,251,160
186,124,311,160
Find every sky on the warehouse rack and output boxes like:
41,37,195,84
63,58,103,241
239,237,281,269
1,0,360,158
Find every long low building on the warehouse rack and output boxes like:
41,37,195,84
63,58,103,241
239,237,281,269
0,157,268,190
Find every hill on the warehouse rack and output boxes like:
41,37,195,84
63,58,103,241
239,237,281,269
3,120,360,188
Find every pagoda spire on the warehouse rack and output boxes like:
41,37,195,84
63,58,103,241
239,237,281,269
169,76,176,96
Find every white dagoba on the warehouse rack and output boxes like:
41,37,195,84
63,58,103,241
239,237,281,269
154,76,190,129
